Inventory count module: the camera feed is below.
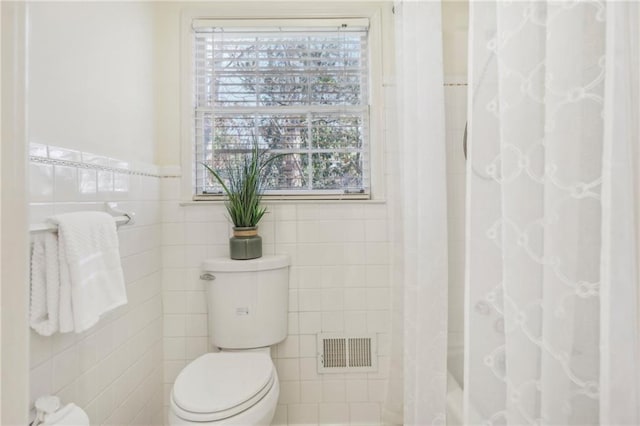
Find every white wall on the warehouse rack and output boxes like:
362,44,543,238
442,0,469,78
27,3,164,424
27,2,156,164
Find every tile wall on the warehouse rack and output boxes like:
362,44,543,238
28,144,164,425
444,77,468,385
161,177,392,425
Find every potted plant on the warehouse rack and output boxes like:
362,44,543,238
202,143,282,260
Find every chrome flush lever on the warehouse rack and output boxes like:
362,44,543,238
200,273,216,281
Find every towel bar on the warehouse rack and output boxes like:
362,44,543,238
29,203,135,234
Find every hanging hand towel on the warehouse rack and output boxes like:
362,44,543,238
49,211,127,333
30,233,63,336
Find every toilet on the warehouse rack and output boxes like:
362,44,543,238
168,254,290,425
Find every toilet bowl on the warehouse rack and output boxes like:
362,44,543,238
168,255,290,426
169,351,279,425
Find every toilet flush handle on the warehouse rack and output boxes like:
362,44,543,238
200,273,216,281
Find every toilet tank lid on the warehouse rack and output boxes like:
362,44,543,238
202,254,290,272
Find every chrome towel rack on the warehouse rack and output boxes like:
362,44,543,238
29,202,135,234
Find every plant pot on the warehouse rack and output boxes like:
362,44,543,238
230,227,262,260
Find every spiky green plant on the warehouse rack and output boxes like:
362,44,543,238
202,144,283,228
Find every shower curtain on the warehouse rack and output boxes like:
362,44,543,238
466,1,639,425
385,0,449,424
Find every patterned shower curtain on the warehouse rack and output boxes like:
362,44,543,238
465,2,639,424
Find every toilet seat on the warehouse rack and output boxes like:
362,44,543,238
170,352,276,423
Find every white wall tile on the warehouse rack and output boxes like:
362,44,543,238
365,288,389,311
277,358,300,381
344,311,368,333
30,163,54,202
164,337,186,360
364,220,388,242
318,403,349,424
298,289,322,312
299,358,320,381
367,312,390,333
298,266,323,289
162,223,185,245
30,361,52,408
344,288,367,311
288,313,300,335
346,380,368,402
288,403,318,425
185,337,209,361
30,331,53,368
52,346,79,392
322,380,346,403
321,289,344,311
185,314,208,337
164,360,186,384
363,204,387,220
277,336,300,359
29,154,163,422
53,165,78,201
365,242,390,265
163,291,186,314
321,312,344,332
367,379,387,403
279,381,301,404
299,335,316,358
300,381,322,404
186,291,207,314
161,200,185,223
342,265,367,287
55,380,78,411
275,221,297,244
365,265,389,288
97,170,114,198
273,404,289,425
349,402,381,424
299,312,322,334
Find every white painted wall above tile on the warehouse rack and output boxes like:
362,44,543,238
27,2,157,164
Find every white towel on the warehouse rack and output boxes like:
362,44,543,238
30,233,64,336
49,211,127,333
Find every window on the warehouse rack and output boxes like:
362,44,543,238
191,19,371,198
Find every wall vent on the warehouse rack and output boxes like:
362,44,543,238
317,333,377,373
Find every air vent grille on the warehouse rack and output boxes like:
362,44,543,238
348,338,372,367
323,338,347,368
317,334,377,373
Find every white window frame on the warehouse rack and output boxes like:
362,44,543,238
180,3,387,201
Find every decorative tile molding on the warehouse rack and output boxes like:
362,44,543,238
444,75,468,86
29,143,181,178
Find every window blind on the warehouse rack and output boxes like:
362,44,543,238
192,19,370,197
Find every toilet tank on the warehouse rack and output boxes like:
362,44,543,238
201,254,289,349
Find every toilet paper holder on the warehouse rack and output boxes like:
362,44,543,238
30,395,89,426
31,395,61,426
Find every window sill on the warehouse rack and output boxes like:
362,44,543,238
179,198,387,207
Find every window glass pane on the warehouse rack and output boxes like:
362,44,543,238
257,115,308,150
312,152,363,190
311,114,363,149
193,23,369,196
264,153,309,190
